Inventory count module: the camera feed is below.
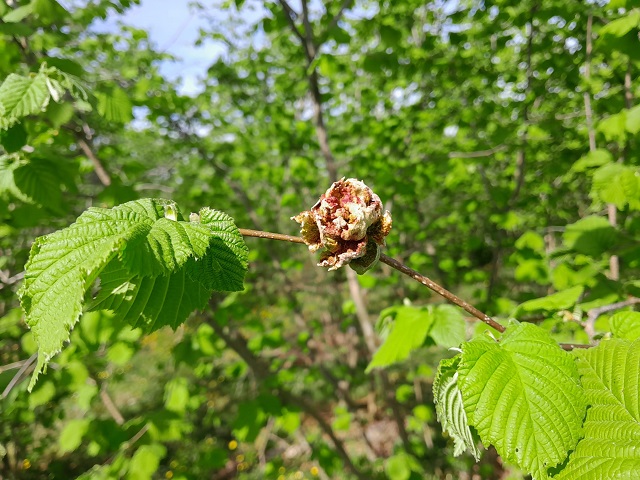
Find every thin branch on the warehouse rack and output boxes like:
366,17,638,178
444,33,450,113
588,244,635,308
99,385,125,425
277,0,338,181
208,316,368,480
77,137,111,186
321,0,354,40
277,0,306,46
238,228,593,350
1,353,36,399
238,228,304,244
0,357,31,375
300,0,316,59
448,144,507,158
378,253,505,332
0,271,24,290
583,15,597,152
624,61,633,109
102,424,150,467
584,297,640,340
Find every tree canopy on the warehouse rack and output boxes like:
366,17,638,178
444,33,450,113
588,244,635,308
1,0,640,479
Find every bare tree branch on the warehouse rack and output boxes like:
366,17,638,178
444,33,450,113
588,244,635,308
277,0,307,46
584,297,640,340
238,227,593,351
321,0,354,40
207,314,368,480
77,137,112,186
448,144,507,158
99,384,125,425
1,353,36,399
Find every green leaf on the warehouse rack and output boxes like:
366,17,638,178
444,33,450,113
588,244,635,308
626,104,640,134
592,164,629,209
366,306,434,372
598,112,627,144
90,260,211,332
0,72,50,130
19,199,248,389
96,86,133,124
555,339,640,479
429,304,466,348
0,123,27,153
32,0,68,25
10,157,64,212
563,216,617,257
2,4,34,23
515,285,584,315
59,418,90,453
384,452,422,480
458,322,587,480
599,10,640,38
433,356,481,460
609,311,640,340
185,208,249,292
164,377,190,413
571,149,613,172
127,444,166,480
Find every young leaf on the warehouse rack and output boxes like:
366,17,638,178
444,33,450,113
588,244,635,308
563,216,618,257
458,322,587,480
366,306,434,372
514,285,583,316
96,86,133,124
433,356,481,460
429,304,466,347
555,339,640,479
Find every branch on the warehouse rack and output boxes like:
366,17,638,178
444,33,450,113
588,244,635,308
448,144,507,158
584,297,640,340
300,0,316,59
77,136,112,186
207,315,368,480
99,384,125,425
0,271,24,290
1,353,36,399
238,228,593,351
321,0,354,41
378,253,505,332
277,0,306,46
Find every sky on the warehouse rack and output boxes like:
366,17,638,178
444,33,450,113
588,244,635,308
91,0,245,95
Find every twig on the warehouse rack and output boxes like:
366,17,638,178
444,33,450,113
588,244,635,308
77,137,111,186
378,253,505,332
208,316,368,480
277,0,307,45
238,228,304,244
99,385,125,425
101,424,150,467
448,144,507,158
277,0,338,181
0,271,24,290
0,357,31,375
584,297,640,340
1,353,36,399
238,228,592,351
321,0,354,40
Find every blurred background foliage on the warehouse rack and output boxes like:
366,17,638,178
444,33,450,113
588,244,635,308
1,0,640,478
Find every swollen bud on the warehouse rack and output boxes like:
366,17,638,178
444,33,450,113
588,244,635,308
292,178,392,273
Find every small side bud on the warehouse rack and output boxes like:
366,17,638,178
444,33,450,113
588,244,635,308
164,204,178,221
189,212,200,223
